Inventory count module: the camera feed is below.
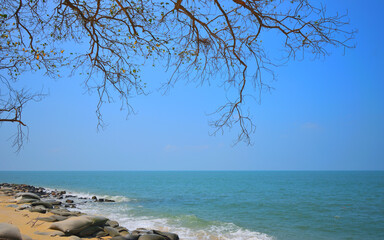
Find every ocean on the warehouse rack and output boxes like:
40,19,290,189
0,171,383,240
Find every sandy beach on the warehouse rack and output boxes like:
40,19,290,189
0,195,108,240
0,183,180,240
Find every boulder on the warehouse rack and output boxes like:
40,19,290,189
49,209,81,216
66,199,74,204
106,220,119,228
104,226,121,237
21,234,33,240
16,198,38,204
6,204,19,208
34,230,65,237
111,236,130,240
16,193,40,200
138,234,170,240
0,223,22,240
36,215,68,222
17,205,30,211
95,231,108,237
153,230,179,240
116,226,128,232
49,215,108,235
31,201,53,209
45,200,62,205
29,206,46,214
123,234,140,240
68,236,81,240
79,226,103,237
132,229,154,235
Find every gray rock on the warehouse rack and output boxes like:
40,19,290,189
68,236,81,240
34,230,65,236
49,209,81,216
0,223,22,240
17,205,30,211
29,206,46,214
116,226,128,232
106,220,119,228
111,236,130,240
132,229,154,235
31,201,53,209
96,231,108,237
79,226,103,237
21,234,33,240
49,215,108,235
153,230,179,240
16,198,38,204
6,204,19,208
36,215,68,222
138,234,169,240
123,233,140,240
16,192,40,200
45,199,62,205
104,226,121,237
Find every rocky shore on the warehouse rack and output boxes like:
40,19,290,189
0,183,179,240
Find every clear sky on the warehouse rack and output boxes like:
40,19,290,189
0,0,383,170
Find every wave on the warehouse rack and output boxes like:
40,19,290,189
75,204,274,240
44,187,133,203
44,186,274,240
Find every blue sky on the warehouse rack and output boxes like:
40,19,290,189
0,0,383,170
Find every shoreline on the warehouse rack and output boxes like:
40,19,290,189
0,183,180,240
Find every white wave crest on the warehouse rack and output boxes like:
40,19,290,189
44,187,132,202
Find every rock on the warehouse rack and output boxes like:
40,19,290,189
49,209,81,216
17,205,30,211
79,226,103,237
120,230,129,236
68,236,81,240
153,230,179,240
115,226,128,232
31,201,53,209
36,215,68,222
111,236,130,240
105,199,116,202
132,229,154,235
98,198,105,202
123,234,140,240
138,234,170,240
92,196,98,201
6,204,19,208
16,198,39,204
45,199,62,205
29,206,46,214
21,234,33,240
49,215,108,235
104,226,121,237
0,223,23,240
16,192,40,200
106,220,119,228
66,199,74,203
95,231,108,237
34,230,65,237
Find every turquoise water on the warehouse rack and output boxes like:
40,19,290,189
0,171,383,239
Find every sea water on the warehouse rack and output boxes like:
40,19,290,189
0,171,383,240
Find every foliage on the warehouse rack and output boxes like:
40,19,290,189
0,0,355,150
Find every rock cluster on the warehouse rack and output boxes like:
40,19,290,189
0,183,180,240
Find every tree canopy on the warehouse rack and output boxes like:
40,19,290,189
0,0,355,151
